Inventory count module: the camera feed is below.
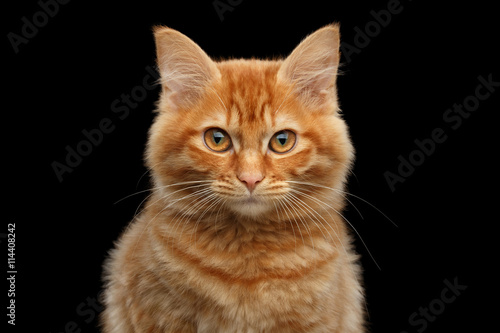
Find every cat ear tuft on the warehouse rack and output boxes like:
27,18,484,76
277,24,341,109
153,26,220,110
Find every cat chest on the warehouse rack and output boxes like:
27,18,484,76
168,248,335,314
192,274,335,332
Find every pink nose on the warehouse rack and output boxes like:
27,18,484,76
237,173,264,193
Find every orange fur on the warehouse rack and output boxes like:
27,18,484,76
101,24,365,332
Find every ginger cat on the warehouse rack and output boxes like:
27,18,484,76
101,24,365,332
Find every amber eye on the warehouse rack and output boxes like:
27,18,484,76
269,130,297,153
204,128,232,152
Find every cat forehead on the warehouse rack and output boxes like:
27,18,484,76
199,105,300,134
210,59,300,127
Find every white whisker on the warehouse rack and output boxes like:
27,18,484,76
131,185,213,256
276,196,299,252
286,191,332,242
284,193,316,251
286,180,397,227
129,183,212,229
288,187,381,271
114,180,213,205
290,183,364,220
191,196,224,246
169,189,214,246
286,188,368,299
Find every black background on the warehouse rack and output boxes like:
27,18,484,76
5,0,498,332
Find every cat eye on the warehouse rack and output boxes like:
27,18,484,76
269,130,297,153
204,128,232,152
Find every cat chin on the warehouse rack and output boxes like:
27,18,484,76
229,197,273,218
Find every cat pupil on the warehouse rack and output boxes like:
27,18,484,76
213,131,224,144
277,132,288,146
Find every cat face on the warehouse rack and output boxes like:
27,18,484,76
147,25,354,220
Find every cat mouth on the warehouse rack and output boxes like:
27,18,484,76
230,195,272,217
239,196,261,204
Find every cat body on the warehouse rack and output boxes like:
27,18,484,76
102,25,365,333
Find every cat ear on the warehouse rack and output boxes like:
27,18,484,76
277,24,341,109
153,26,220,110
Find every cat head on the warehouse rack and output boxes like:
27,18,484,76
146,25,354,220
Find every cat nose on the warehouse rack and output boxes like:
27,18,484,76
237,173,264,193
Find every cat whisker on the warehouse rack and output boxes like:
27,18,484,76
282,191,361,282
134,161,161,190
114,180,214,205
179,193,220,246
285,191,365,282
286,188,371,316
213,198,228,243
191,195,224,246
135,185,213,233
114,187,155,205
272,200,281,228
275,197,296,252
132,186,213,256
288,183,364,221
286,180,397,227
287,189,353,254
169,189,215,247
131,191,157,220
335,160,360,186
286,191,334,244
130,182,213,225
283,193,315,252
159,183,214,205
278,195,305,251
288,187,381,271
334,188,398,228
